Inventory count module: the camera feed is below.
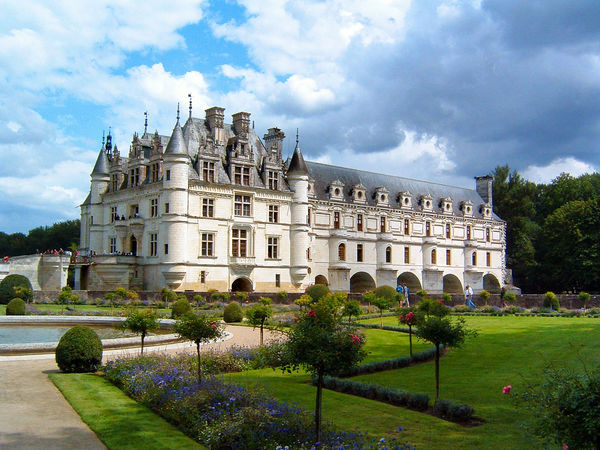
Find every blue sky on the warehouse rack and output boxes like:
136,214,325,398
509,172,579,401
1,0,599,233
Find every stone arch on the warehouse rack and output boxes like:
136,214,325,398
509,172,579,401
231,277,253,292
443,274,463,294
314,275,328,286
483,274,501,293
397,272,422,293
350,272,376,293
129,235,137,256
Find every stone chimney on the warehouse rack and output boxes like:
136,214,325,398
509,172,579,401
263,127,285,161
232,112,251,142
475,175,494,206
205,107,225,144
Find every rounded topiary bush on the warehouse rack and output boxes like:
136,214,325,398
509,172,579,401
55,326,103,373
223,301,244,323
373,285,397,301
0,274,33,305
543,291,560,311
6,298,26,315
172,297,192,318
305,284,330,302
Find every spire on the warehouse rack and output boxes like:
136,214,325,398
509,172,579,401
144,111,148,134
91,146,110,176
164,119,188,155
188,93,192,119
288,130,309,175
176,103,180,123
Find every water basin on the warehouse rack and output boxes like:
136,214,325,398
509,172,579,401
0,325,136,345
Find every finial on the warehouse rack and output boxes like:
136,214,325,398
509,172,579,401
102,130,105,147
252,120,255,129
176,103,180,122
295,128,299,148
108,126,112,137
144,111,148,134
188,93,192,119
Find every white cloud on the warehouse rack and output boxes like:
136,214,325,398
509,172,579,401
522,157,597,184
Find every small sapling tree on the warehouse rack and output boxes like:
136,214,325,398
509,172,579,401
120,309,159,354
364,291,395,327
13,286,33,303
479,289,491,306
174,313,223,382
579,291,591,310
56,286,78,313
416,315,476,399
283,297,366,443
398,308,417,357
246,297,273,345
342,298,362,322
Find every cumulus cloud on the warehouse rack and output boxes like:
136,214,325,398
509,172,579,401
522,157,597,184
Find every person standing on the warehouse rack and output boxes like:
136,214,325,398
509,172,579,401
403,282,410,307
465,284,475,309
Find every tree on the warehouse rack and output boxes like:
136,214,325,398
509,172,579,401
13,286,33,303
342,298,362,322
579,292,591,310
479,290,491,306
518,365,600,449
364,291,394,327
56,286,78,313
120,309,159,354
283,297,366,443
174,313,223,382
416,316,476,399
246,297,273,345
398,308,417,357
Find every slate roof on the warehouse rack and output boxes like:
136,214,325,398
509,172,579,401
91,148,110,175
164,121,188,155
305,161,500,221
288,145,309,175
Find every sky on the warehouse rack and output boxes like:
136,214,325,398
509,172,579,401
1,0,599,233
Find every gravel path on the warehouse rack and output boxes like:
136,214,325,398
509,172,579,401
0,324,281,449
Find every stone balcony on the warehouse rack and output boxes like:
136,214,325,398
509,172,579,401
228,256,256,268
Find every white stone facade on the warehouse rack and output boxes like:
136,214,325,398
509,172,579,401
77,106,507,294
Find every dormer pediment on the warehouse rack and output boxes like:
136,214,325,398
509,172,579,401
460,200,473,216
398,191,412,209
420,194,433,211
373,187,389,207
328,180,345,201
480,202,492,217
352,184,367,203
440,197,453,214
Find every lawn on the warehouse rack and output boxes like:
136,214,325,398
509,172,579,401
50,372,203,449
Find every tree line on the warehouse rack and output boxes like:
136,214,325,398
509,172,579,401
0,220,80,257
493,166,600,293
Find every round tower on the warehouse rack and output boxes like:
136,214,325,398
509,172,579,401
160,115,190,289
287,141,310,287
88,145,110,253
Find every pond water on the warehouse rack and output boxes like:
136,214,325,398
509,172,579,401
0,325,136,345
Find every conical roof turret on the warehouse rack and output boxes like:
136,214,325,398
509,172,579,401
91,147,110,176
288,140,309,175
165,119,188,156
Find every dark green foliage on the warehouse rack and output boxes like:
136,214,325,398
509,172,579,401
171,297,191,318
320,376,430,411
305,283,330,302
210,291,230,302
542,291,560,310
479,290,491,305
234,291,249,302
342,298,362,321
246,297,273,345
433,399,475,422
417,298,449,318
0,219,79,257
579,291,591,308
373,285,397,301
55,326,103,373
276,290,288,301
518,366,600,449
503,292,517,304
441,292,452,304
6,298,26,315
56,286,79,311
338,345,439,377
121,309,160,354
13,285,33,303
364,291,395,327
0,274,32,305
223,301,243,323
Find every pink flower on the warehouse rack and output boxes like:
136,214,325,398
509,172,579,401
563,445,568,449
211,323,217,329
308,309,317,318
293,317,299,323
349,333,361,343
502,385,512,395
437,300,444,305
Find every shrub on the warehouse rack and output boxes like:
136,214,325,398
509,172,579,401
126,290,139,300
223,301,244,323
373,285,397,301
211,292,230,302
295,293,313,309
479,289,491,305
160,288,177,305
441,292,452,304
192,295,205,306
13,285,33,303
276,290,288,301
305,284,330,302
543,291,560,310
434,399,475,422
115,287,128,298
55,326,103,373
172,297,192,318
6,298,26,315
0,274,33,305
56,286,79,311
503,292,517,304
234,291,249,302
417,298,449,318
452,304,471,313
416,289,428,300
579,291,591,308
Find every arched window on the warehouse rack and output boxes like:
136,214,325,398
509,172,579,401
338,243,346,261
472,251,477,266
385,246,392,263
431,248,437,265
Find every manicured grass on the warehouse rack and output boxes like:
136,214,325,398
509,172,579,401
49,372,203,449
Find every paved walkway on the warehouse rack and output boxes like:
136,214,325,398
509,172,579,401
0,325,281,449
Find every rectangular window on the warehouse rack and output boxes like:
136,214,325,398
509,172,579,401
268,170,278,190
234,166,250,185
166,169,171,181
151,163,160,182
486,228,491,242
110,207,117,223
129,168,140,187
165,203,170,213
334,211,340,229
380,216,386,232
466,225,471,240
109,237,116,253
446,224,451,238
200,271,206,283
150,233,158,256
356,243,363,262
357,214,363,231
232,229,248,257
164,244,169,255
486,251,491,267
307,208,311,225
111,174,119,191
426,221,431,236
130,204,139,218
404,219,410,235
268,205,279,223
202,161,215,182
446,249,451,265
202,198,214,218
472,252,477,266
201,233,214,257
150,198,158,217
267,236,279,259
404,246,410,264
234,195,251,216
307,248,311,260
275,273,281,288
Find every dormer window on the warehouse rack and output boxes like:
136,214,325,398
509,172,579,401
480,203,492,217
267,170,279,190
374,187,389,207
440,197,453,214
352,184,367,203
202,161,215,182
329,180,345,201
398,191,412,209
461,200,473,216
234,166,250,185
150,162,161,182
420,194,433,211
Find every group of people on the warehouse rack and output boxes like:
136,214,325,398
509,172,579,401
396,282,411,307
